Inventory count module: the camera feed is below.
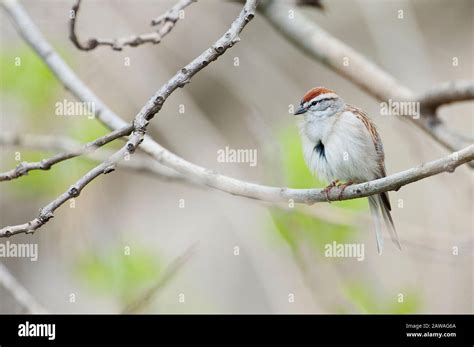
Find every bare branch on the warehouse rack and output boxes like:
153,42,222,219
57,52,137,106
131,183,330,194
0,125,133,182
151,0,195,27
0,0,258,237
0,262,47,313
258,1,473,156
142,141,474,204
69,0,195,51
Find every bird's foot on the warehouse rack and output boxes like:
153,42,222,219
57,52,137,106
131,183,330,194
337,180,354,200
323,180,339,203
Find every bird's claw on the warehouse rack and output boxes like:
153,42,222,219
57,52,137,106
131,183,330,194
337,181,354,200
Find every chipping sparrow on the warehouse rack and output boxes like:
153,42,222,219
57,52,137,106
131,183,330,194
294,87,401,254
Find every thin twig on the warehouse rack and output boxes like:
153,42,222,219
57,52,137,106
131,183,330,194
0,125,133,182
69,0,195,51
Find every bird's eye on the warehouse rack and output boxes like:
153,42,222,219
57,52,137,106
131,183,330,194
311,101,318,106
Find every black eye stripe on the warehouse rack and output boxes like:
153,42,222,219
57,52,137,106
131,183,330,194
311,99,325,106
302,97,331,108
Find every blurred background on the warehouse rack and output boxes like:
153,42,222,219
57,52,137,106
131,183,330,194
0,0,472,313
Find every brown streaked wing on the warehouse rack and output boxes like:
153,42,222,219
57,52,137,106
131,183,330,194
346,104,392,210
346,105,380,152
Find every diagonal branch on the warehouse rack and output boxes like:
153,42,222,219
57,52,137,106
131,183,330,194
69,0,196,51
0,125,133,182
258,1,473,158
0,0,258,238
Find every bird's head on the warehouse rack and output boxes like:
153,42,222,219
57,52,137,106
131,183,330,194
294,86,344,119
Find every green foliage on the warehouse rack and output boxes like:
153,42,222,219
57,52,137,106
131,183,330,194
75,245,162,302
342,282,422,313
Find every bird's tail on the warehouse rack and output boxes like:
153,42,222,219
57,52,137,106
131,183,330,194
368,193,401,254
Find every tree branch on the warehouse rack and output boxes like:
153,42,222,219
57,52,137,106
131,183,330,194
69,0,195,51
0,125,133,182
0,0,258,237
1,143,471,238
417,80,474,112
142,142,474,204
258,1,473,156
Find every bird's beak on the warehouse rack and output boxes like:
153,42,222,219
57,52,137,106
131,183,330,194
294,105,307,115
